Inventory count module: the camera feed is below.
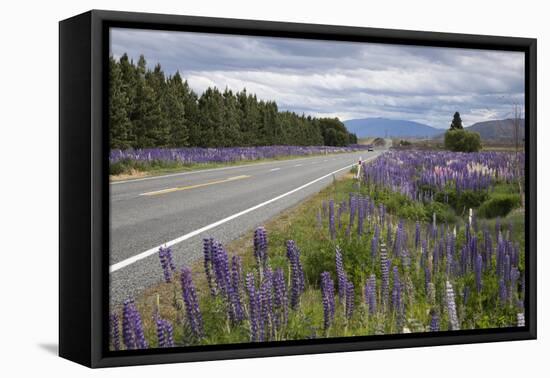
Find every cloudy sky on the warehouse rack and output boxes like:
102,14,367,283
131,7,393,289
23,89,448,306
110,28,524,129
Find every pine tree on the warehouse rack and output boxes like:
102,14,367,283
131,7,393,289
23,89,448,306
180,80,200,146
222,88,242,146
109,56,132,149
198,87,225,147
165,72,189,147
133,55,164,148
146,63,171,146
450,111,463,130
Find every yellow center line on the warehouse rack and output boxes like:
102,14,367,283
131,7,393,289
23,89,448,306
139,175,251,196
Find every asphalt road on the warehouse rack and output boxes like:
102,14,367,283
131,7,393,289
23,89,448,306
109,143,390,305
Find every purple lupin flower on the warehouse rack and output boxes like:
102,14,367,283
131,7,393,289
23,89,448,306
429,309,440,332
245,272,260,342
110,313,120,351
337,202,345,230
122,299,147,349
424,265,432,295
335,246,347,302
391,266,401,313
230,255,245,322
380,244,390,308
393,219,406,258
133,309,148,349
329,199,336,239
122,299,136,350
433,241,439,273
320,271,335,330
286,240,305,310
364,274,377,315
259,267,274,341
154,318,175,348
498,278,507,304
122,299,148,350
513,243,520,267
155,315,167,348
162,319,175,347
421,238,428,267
212,241,231,296
158,245,175,283
254,226,268,271
475,253,483,293
371,225,379,261
496,235,505,277
446,243,453,277
203,238,216,296
345,279,355,320
445,281,460,331
180,266,204,339
510,267,520,303
504,254,511,283
272,268,288,331
316,209,322,230
379,203,385,226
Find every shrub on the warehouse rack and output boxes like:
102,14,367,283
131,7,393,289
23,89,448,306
110,161,126,175
424,201,456,224
434,189,488,213
444,129,482,152
374,190,426,221
477,194,520,218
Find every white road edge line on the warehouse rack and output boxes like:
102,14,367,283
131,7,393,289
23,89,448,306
269,168,281,171
109,160,362,273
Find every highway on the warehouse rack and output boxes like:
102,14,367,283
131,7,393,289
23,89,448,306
109,143,389,305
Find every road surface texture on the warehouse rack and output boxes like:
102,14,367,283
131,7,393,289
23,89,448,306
110,143,390,305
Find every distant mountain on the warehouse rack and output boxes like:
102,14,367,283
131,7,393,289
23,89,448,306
432,118,525,141
466,119,525,141
344,117,441,138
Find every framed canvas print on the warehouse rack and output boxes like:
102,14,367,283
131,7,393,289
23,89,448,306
59,10,537,368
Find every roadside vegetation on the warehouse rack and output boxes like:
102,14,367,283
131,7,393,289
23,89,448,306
110,148,525,350
109,144,372,179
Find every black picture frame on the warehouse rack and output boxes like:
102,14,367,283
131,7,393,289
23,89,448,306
59,9,537,368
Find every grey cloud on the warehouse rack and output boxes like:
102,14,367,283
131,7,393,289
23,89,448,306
110,28,525,129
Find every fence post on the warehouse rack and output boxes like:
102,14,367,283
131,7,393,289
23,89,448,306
356,157,362,179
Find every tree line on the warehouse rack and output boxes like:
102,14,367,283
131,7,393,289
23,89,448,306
109,54,358,150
